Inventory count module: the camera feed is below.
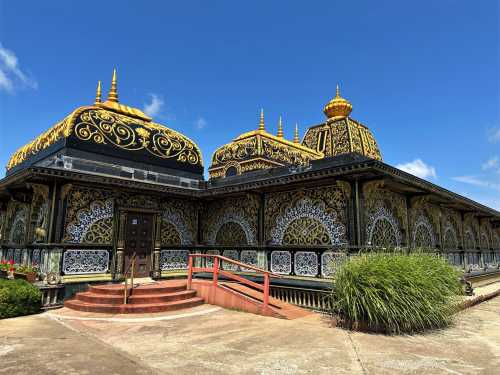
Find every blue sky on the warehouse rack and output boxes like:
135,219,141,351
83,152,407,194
0,1,499,208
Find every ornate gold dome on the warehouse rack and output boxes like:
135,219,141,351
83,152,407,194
6,70,203,175
323,85,353,119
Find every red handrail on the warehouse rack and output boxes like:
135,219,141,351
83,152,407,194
187,253,281,311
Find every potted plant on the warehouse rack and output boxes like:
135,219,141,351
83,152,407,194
14,264,39,283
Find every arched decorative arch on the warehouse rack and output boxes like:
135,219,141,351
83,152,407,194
366,206,402,247
161,210,193,245
480,231,490,250
66,199,113,243
270,197,346,246
412,214,436,248
442,224,458,251
464,227,476,250
9,207,27,244
207,209,256,245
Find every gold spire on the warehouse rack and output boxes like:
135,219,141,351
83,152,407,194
94,80,102,104
258,108,265,131
323,84,352,119
294,123,300,143
107,68,119,102
277,115,284,138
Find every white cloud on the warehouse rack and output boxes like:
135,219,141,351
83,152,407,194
194,117,207,130
396,159,437,180
489,128,500,143
482,156,499,171
0,43,37,93
142,94,164,117
452,175,500,191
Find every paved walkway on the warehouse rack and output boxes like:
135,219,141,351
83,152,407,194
1,296,499,374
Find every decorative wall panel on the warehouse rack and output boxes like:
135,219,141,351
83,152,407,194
161,199,196,246
160,250,189,271
240,250,258,271
270,250,292,275
62,249,109,274
14,249,22,264
363,181,405,248
32,249,41,266
321,252,347,277
294,251,318,277
66,199,113,243
266,184,349,245
412,213,436,248
203,195,258,246
222,250,239,271
29,184,50,243
205,250,220,268
442,223,459,251
7,203,28,244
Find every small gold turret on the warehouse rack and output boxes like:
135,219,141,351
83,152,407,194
323,84,352,119
258,108,265,131
277,115,284,138
294,123,300,143
94,81,102,104
107,68,119,103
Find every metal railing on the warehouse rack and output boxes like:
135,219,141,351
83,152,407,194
123,252,137,304
187,253,281,311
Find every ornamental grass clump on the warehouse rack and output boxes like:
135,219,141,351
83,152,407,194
330,252,463,334
0,279,41,319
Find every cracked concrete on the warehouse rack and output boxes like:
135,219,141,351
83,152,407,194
1,297,499,374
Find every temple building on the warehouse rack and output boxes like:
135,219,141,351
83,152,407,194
1,70,499,307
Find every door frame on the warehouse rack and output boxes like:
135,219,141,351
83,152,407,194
114,207,161,280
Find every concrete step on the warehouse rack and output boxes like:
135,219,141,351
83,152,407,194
75,290,197,305
64,296,204,314
89,280,187,296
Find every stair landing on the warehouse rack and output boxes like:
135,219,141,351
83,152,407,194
65,280,204,314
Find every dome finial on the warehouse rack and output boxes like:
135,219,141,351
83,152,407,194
258,108,265,131
277,115,284,138
323,84,352,119
94,80,102,104
294,123,300,143
107,68,119,102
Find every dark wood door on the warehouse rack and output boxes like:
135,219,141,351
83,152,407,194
124,213,154,278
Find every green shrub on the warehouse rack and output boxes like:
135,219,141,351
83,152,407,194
0,279,41,319
330,252,463,334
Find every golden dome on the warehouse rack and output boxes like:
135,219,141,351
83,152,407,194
323,85,352,119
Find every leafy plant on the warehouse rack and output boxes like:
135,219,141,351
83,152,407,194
330,252,463,334
15,264,38,274
0,278,41,319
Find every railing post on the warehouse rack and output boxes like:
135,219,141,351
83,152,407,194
213,257,219,287
187,255,193,290
123,277,128,304
263,272,270,310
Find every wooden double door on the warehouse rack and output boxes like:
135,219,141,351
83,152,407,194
124,212,154,278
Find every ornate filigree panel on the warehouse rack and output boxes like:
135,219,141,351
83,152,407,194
480,232,490,250
321,252,347,277
0,211,4,242
441,209,462,246
363,181,405,247
442,225,459,251
446,252,462,267
216,222,248,246
14,249,22,264
265,184,349,245
160,250,189,271
412,214,436,249
464,228,476,250
203,195,258,246
205,250,220,268
32,249,41,266
366,206,402,248
466,252,481,270
494,231,500,250
222,250,239,271
161,199,196,246
482,252,497,268
62,249,109,274
73,109,202,166
9,207,27,245
240,250,258,271
66,199,114,243
29,184,49,243
294,251,318,277
270,250,291,275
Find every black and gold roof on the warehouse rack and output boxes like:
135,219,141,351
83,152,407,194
209,111,323,179
301,86,382,161
209,85,381,179
6,70,203,176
